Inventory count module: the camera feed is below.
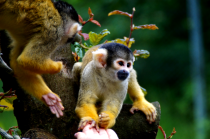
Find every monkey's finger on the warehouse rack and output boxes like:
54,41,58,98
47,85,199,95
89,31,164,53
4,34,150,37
152,110,157,122
90,120,96,128
49,106,56,114
52,106,60,118
99,116,110,122
95,124,100,132
78,121,88,131
129,107,139,114
57,102,64,110
55,103,63,117
48,93,62,102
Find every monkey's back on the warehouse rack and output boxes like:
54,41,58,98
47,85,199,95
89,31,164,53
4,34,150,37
0,0,62,44
81,45,101,72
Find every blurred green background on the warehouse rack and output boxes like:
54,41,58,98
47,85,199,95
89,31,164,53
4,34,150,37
1,0,210,138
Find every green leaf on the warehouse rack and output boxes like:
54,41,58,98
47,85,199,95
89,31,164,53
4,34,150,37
107,37,135,48
75,46,83,59
133,50,150,60
4,96,17,104
89,29,110,45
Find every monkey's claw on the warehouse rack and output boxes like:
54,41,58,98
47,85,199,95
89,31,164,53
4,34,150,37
99,112,110,128
78,117,99,131
130,99,157,124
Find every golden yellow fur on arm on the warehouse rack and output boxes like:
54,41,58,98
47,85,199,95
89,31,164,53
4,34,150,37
128,69,145,101
75,104,99,122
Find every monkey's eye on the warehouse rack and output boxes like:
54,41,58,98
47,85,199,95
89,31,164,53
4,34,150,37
127,63,131,68
118,61,124,66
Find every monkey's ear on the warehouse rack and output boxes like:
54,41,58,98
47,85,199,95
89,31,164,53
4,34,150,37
67,23,82,37
92,49,107,68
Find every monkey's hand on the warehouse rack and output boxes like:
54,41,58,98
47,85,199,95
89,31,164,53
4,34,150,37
78,117,99,131
99,112,115,129
130,99,156,124
42,93,64,118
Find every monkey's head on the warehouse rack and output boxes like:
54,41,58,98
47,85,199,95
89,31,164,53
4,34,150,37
92,43,134,82
54,1,82,44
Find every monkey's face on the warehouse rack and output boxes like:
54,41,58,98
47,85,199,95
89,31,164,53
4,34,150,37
92,43,134,82
113,58,133,81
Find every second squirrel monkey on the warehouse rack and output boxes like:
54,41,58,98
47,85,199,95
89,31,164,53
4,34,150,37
74,43,156,130
0,0,82,117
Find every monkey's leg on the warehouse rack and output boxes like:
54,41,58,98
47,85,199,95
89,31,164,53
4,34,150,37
75,96,99,130
128,70,156,123
15,39,63,74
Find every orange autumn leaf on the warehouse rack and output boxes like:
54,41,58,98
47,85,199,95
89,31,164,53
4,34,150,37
72,52,80,62
91,20,101,27
108,10,132,18
78,15,83,23
133,24,159,30
88,7,94,18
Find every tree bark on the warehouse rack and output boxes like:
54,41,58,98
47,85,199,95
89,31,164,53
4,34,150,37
0,30,161,139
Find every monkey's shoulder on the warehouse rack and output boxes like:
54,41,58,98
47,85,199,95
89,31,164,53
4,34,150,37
1,0,61,27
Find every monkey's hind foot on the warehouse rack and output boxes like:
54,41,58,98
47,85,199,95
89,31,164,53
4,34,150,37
99,112,115,129
78,117,99,131
130,99,157,124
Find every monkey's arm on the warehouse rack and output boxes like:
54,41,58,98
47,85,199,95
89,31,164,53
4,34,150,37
128,70,156,123
99,99,123,129
75,93,99,130
10,45,64,118
11,63,64,117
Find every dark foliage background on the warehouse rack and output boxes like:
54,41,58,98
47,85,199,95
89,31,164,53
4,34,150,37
1,0,210,139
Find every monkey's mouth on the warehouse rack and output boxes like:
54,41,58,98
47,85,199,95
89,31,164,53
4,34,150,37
117,70,129,81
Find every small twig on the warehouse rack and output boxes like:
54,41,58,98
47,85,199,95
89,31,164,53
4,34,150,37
127,7,135,46
80,43,90,50
0,105,8,108
158,126,167,139
0,89,16,101
158,126,176,139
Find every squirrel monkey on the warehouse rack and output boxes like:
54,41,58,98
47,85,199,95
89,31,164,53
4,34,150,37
0,0,82,117
73,43,157,130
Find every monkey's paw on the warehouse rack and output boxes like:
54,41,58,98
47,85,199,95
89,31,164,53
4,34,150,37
42,93,64,118
78,117,99,131
99,112,115,129
130,99,157,124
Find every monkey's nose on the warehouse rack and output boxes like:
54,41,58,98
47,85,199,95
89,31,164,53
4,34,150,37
117,70,129,81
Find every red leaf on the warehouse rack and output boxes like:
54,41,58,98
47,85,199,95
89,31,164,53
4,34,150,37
108,10,132,18
78,31,89,41
88,7,94,18
91,20,101,27
78,15,83,23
